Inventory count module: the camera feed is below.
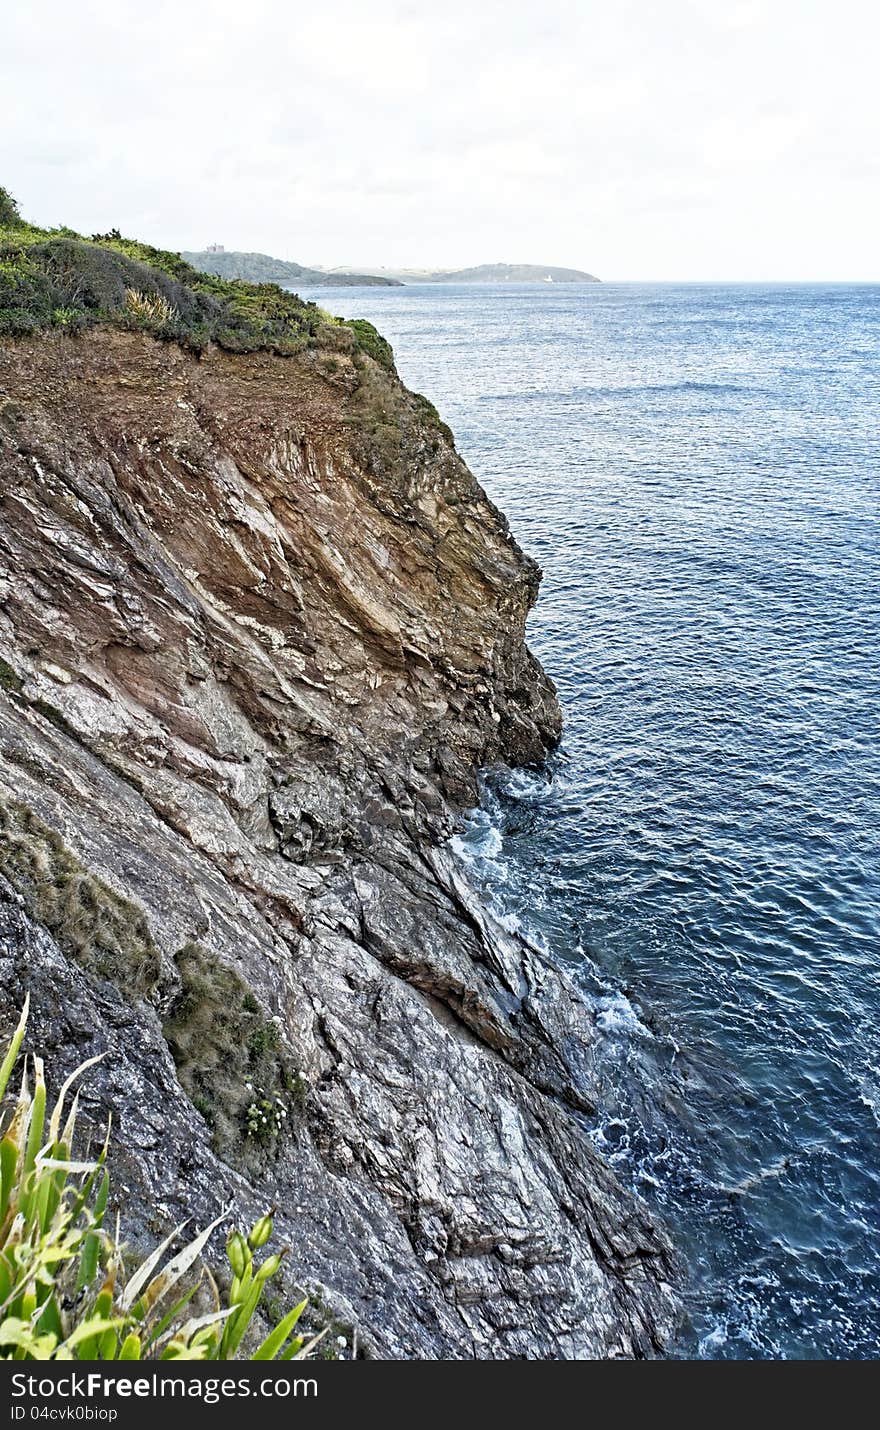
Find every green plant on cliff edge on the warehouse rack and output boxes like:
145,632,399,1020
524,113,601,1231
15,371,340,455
0,1002,321,1361
0,187,21,229
0,182,394,372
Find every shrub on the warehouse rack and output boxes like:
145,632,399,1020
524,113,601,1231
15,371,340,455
0,1002,321,1360
0,184,330,355
345,318,395,371
0,187,21,228
50,307,85,330
123,288,178,325
245,1097,287,1143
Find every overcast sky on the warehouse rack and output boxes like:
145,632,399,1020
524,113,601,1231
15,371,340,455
3,0,878,280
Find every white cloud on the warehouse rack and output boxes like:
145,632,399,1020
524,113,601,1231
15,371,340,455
1,0,877,278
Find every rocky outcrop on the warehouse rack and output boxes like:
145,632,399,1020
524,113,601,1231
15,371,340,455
0,326,676,1357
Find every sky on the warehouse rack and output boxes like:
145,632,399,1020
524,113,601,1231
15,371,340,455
2,0,878,280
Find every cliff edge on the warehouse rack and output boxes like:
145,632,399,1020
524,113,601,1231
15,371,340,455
0,224,675,1357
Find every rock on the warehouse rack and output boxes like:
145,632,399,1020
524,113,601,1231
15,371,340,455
0,327,676,1357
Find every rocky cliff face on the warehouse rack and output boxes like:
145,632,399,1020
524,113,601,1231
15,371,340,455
0,326,676,1357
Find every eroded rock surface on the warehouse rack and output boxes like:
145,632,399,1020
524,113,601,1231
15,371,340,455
0,329,676,1357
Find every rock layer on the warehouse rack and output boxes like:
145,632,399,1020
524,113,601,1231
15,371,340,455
0,328,676,1357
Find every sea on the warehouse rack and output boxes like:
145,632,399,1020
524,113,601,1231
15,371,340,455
309,280,880,1360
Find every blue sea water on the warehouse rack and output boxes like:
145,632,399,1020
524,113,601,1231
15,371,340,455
312,281,880,1359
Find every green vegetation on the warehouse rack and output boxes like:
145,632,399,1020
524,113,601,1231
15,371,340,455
412,391,455,446
0,184,393,366
344,318,395,371
0,797,306,1167
0,1002,319,1360
345,339,454,472
0,187,22,229
162,943,303,1164
245,1096,287,1142
0,796,161,997
0,223,321,353
0,658,23,694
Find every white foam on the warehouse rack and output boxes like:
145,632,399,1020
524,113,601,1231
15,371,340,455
596,991,643,1033
497,767,551,799
857,1069,880,1127
698,1323,729,1356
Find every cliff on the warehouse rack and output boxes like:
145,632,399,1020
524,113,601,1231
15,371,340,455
0,230,674,1357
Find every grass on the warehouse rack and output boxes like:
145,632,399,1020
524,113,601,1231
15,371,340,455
0,795,161,998
0,659,23,694
0,1001,320,1361
162,943,304,1165
0,183,392,366
0,798,304,1170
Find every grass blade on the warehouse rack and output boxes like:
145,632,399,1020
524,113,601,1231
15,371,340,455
119,1221,188,1312
0,997,29,1104
48,1053,106,1144
137,1210,226,1315
252,1298,307,1361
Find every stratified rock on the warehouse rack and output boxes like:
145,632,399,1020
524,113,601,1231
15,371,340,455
0,326,676,1358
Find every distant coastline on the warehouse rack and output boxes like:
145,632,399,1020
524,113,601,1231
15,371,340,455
180,248,401,287
318,261,600,284
182,249,600,287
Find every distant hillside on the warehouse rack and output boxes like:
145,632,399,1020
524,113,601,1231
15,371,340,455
426,263,599,284
182,250,597,288
325,262,601,284
181,249,401,287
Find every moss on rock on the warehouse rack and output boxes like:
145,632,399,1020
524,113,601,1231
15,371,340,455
162,941,303,1166
0,794,161,996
